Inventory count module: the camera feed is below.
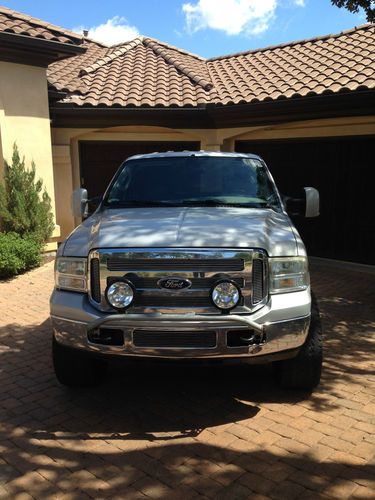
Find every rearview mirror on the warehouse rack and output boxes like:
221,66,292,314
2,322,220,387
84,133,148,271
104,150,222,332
72,188,88,217
285,187,320,218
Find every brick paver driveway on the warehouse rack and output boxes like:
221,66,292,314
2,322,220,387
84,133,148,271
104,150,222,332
0,260,374,499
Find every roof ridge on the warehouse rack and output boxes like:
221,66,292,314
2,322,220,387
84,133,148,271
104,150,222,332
143,37,213,91
208,23,375,61
142,36,206,61
0,5,84,43
79,37,144,75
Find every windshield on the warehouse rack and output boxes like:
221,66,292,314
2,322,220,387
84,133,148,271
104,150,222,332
104,156,280,209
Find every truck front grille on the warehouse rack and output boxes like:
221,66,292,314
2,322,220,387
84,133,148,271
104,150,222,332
89,248,268,314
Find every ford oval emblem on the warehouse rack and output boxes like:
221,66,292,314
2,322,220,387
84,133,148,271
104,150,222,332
157,277,192,290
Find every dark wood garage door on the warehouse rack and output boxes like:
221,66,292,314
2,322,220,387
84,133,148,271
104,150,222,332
236,137,375,265
79,140,200,199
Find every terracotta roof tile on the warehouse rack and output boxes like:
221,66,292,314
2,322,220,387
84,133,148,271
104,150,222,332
47,40,107,93
207,24,375,105
45,23,375,108
0,6,83,45
54,38,215,107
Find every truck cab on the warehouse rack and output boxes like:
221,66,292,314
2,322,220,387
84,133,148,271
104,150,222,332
50,151,322,389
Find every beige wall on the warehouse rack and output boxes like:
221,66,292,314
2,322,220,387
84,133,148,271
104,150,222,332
52,145,75,239
0,93,4,178
52,116,375,241
0,61,59,249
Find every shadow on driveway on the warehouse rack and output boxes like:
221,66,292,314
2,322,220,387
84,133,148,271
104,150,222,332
0,262,374,497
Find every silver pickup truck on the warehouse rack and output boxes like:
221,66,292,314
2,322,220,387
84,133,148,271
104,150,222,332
50,151,322,390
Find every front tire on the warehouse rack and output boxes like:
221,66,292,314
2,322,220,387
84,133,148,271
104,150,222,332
52,336,107,387
273,293,323,390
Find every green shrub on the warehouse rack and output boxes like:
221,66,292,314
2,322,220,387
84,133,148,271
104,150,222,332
0,232,41,279
0,143,54,244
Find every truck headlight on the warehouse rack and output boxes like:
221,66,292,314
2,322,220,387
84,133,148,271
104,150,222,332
55,257,87,292
269,257,309,293
106,280,135,310
211,280,241,310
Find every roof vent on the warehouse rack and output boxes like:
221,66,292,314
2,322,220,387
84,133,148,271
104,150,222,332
83,29,89,37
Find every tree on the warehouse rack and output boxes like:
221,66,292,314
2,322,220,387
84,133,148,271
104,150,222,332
331,0,375,22
0,143,54,244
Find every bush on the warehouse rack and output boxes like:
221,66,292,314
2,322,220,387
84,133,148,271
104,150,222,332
0,143,54,244
0,232,41,279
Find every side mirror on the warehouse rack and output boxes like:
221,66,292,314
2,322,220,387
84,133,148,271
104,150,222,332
72,188,88,217
285,187,320,218
304,187,320,218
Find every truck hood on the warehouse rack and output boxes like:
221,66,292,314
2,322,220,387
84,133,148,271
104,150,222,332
62,207,303,257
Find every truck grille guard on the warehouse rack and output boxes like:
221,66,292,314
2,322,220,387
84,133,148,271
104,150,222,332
86,311,265,333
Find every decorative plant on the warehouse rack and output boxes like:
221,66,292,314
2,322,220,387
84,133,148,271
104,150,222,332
0,143,54,243
0,232,41,279
0,143,54,278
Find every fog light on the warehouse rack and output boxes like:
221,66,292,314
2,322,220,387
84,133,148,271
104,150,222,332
106,280,135,310
211,280,241,310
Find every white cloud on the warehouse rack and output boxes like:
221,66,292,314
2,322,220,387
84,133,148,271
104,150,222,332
73,16,140,46
182,0,277,35
182,0,305,36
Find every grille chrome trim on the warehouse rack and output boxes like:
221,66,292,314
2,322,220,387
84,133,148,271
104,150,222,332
106,275,245,290
107,258,244,272
88,248,268,315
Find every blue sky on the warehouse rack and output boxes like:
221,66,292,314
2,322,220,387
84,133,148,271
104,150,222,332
2,0,368,57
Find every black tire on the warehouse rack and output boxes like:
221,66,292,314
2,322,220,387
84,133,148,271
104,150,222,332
52,336,107,387
273,293,323,390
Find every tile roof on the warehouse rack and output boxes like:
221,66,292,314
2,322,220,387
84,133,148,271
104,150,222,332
47,40,107,94
0,5,83,45
207,24,375,105
45,23,375,108
49,37,216,107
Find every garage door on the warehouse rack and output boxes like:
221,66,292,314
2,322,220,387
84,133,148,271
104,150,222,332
79,140,200,199
236,137,374,265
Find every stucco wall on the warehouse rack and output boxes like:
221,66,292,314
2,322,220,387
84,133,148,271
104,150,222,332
0,61,58,248
52,145,75,238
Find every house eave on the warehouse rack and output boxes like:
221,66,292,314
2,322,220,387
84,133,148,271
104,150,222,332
0,31,86,67
50,90,375,129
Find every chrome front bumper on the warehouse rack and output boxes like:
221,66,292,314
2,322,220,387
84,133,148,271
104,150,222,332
51,311,310,360
50,288,311,360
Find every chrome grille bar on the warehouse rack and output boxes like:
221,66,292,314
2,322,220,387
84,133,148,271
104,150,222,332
106,276,245,290
107,258,244,272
